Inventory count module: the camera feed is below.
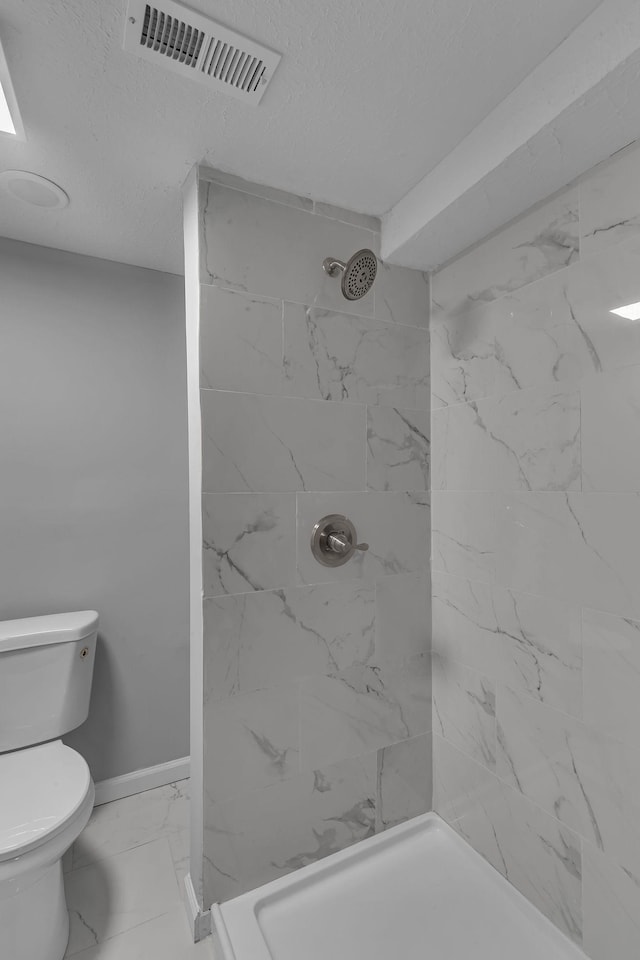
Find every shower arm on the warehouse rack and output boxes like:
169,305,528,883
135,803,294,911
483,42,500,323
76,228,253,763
322,257,347,277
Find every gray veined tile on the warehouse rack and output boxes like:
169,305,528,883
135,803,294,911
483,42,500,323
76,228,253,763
374,262,430,329
496,683,640,878
580,141,640,258
202,805,244,906
431,572,582,717
215,754,376,896
63,906,212,960
299,657,431,770
296,491,430,585
431,383,580,492
583,841,640,960
203,685,299,804
199,285,283,395
583,607,640,748
200,182,376,317
431,188,579,321
202,493,296,596
366,406,430,492
377,734,432,830
432,735,582,943
431,491,498,584
203,580,375,700
283,303,429,409
201,389,365,493
374,572,431,668
581,364,640,491
432,655,496,770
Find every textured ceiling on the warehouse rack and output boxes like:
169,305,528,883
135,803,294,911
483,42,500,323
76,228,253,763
0,0,602,273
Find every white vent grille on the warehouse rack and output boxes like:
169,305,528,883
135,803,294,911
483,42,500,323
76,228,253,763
123,0,281,104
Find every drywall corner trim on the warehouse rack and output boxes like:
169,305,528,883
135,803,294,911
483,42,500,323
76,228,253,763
93,756,190,805
184,873,212,943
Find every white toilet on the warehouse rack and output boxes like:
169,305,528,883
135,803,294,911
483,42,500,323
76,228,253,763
0,611,99,960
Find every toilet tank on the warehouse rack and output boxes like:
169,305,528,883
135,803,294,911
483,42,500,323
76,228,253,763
0,611,98,753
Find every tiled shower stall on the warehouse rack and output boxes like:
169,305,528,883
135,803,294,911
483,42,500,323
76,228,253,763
185,139,640,959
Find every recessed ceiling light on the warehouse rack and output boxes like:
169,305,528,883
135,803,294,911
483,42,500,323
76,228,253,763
610,302,640,321
0,37,23,138
0,171,70,208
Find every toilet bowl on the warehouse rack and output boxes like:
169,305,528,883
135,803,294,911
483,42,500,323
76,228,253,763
0,611,98,960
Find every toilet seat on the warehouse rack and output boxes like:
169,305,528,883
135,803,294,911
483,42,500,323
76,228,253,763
0,740,92,862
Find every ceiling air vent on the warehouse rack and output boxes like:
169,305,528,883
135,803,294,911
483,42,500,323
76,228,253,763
123,0,281,104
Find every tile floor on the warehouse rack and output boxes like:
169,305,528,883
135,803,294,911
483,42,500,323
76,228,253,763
63,779,212,959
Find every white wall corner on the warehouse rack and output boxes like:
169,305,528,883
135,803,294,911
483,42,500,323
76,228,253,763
382,0,640,270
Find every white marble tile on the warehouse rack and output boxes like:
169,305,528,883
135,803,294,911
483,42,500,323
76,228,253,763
583,607,640,748
201,182,376,317
377,734,432,830
66,905,212,960
431,572,582,717
216,754,377,894
202,493,296,596
432,383,580,491
431,491,497,583
432,656,496,770
296,491,430,585
433,734,582,944
580,142,640,258
203,580,375,700
374,572,431,668
204,685,299,804
366,406,430,491
495,492,640,619
298,657,430,770
202,805,244,905
201,390,365,493
496,684,640,878
432,189,579,321
583,841,640,960
72,781,188,869
199,286,283,394
582,365,640,491
374,262,430,329
64,838,181,956
283,304,429,409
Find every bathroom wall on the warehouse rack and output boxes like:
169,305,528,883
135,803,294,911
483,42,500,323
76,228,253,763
430,140,640,958
193,170,431,904
0,238,189,782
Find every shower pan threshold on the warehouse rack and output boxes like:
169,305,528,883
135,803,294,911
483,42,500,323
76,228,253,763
212,812,586,960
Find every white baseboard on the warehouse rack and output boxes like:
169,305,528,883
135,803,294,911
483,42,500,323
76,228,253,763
184,873,211,942
94,756,190,806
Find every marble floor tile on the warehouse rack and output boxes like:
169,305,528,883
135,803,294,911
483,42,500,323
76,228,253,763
65,905,212,960
582,841,640,960
374,261,430,328
72,781,188,869
583,606,640,747
201,389,365,493
431,189,579,321
431,572,582,717
297,491,430,585
203,580,375,699
377,734,432,830
432,655,496,770
366,405,430,492
200,182,375,317
202,492,297,597
64,838,182,956
580,142,640,258
431,383,580,492
433,734,582,944
283,303,429,409
204,685,299,804
199,285,283,395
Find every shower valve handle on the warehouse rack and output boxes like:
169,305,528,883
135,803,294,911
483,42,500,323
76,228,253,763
326,532,369,556
311,515,369,567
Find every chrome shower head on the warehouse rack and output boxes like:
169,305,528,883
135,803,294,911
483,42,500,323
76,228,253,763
322,248,378,300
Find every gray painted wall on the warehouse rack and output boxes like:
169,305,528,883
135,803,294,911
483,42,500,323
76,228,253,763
0,237,189,782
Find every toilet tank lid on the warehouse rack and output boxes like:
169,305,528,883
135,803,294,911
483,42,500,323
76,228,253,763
0,611,99,653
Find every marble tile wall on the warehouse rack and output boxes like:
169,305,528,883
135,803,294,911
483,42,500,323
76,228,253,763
196,172,431,905
430,139,640,959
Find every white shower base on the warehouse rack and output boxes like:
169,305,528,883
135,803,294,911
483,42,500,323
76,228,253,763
212,812,587,960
